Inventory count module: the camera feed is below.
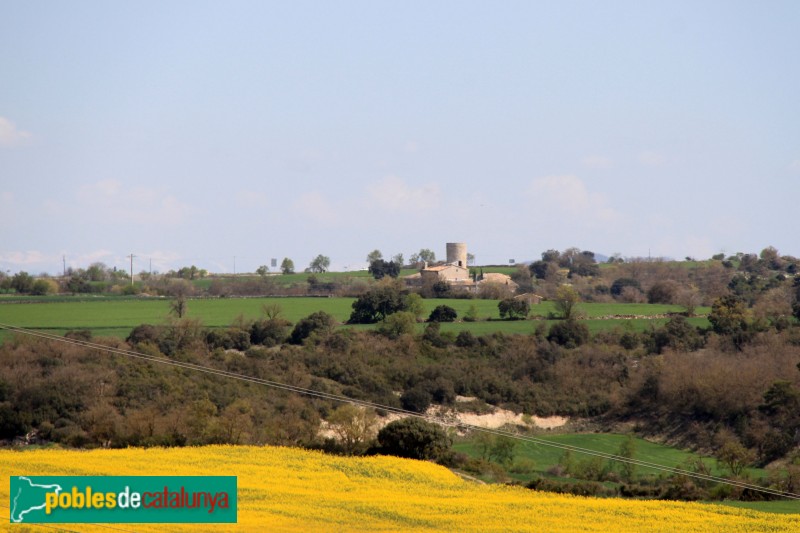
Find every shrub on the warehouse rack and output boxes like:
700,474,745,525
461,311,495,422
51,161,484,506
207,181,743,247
376,312,416,339
377,418,451,460
289,311,336,344
455,330,479,347
610,278,642,298
498,298,530,320
349,285,408,324
400,387,433,413
126,324,161,346
647,280,679,304
428,305,457,323
250,318,291,346
547,320,589,348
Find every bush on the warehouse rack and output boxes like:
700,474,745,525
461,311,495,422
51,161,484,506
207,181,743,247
377,418,451,460
349,285,408,324
498,298,530,320
126,324,161,346
289,311,336,344
547,320,589,348
428,305,457,323
455,330,479,347
250,318,291,346
610,278,642,298
647,280,679,304
376,312,417,339
64,329,92,342
31,279,53,296
400,387,433,413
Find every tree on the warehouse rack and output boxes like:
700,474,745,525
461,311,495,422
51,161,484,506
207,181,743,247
368,259,400,280
617,435,637,483
400,387,433,413
611,278,642,298
328,404,378,455
564,250,600,277
650,315,704,353
280,258,295,275
391,253,404,267
31,279,54,296
498,298,530,320
510,264,534,293
647,280,679,304
708,295,749,336
366,249,383,263
677,285,702,316
528,260,551,280
410,248,436,264
0,274,11,293
250,304,292,346
463,303,479,322
377,418,451,460
308,254,331,273
405,293,425,321
169,295,188,319
86,262,109,282
255,265,270,277
547,319,589,348
376,311,417,339
541,249,561,263
427,305,457,323
553,285,581,320
716,439,755,477
430,280,452,298
489,435,517,468
11,271,34,294
289,311,335,344
349,284,408,324
176,265,200,280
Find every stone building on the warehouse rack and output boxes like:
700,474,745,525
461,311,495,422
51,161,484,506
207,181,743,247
406,242,521,296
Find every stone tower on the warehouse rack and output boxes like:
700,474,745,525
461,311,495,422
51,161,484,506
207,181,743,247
446,242,468,268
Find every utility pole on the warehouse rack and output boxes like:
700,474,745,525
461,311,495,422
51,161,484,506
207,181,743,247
62,255,66,277
149,258,152,276
127,254,135,285
234,256,236,276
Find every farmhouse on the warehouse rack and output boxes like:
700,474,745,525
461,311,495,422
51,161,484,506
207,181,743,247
406,242,519,294
420,263,470,284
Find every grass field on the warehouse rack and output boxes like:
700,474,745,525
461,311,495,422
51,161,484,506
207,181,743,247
454,433,768,483
0,297,710,342
2,445,797,531
191,268,422,289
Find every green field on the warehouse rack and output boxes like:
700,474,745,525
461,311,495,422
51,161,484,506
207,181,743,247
452,432,799,513
456,433,764,481
191,269,422,289
0,296,709,342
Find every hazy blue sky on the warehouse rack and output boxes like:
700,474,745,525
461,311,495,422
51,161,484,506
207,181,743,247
2,1,799,274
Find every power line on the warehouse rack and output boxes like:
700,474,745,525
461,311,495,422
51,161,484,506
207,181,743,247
1,323,798,501
1,505,140,532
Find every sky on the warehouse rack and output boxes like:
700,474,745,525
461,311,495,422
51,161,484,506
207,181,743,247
1,1,799,275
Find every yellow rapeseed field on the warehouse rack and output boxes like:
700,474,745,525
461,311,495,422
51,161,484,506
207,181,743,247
2,445,798,532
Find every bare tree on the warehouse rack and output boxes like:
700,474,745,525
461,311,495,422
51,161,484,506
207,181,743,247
169,295,187,318
327,404,378,455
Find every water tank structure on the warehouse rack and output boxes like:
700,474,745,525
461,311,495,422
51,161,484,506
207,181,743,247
446,242,468,268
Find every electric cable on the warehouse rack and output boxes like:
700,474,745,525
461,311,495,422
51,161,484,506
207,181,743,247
1,323,798,502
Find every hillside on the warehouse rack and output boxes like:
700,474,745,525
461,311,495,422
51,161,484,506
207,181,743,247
3,445,798,532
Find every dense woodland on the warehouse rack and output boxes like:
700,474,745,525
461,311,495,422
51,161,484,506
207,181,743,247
2,246,800,500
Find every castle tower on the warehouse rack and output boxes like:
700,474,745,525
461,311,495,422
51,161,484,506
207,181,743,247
446,242,467,268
